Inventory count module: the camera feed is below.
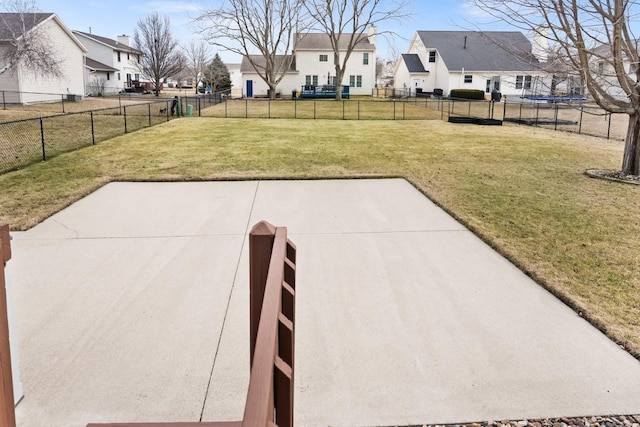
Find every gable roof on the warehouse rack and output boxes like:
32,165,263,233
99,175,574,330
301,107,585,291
74,31,142,55
241,55,297,73
0,12,51,40
0,12,86,53
417,31,540,72
85,57,118,72
401,54,428,73
295,33,374,51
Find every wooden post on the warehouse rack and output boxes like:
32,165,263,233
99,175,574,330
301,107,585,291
248,221,276,367
0,224,16,427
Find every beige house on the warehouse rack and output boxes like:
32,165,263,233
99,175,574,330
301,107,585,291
0,13,86,104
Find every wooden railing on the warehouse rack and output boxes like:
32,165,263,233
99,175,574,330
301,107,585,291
0,224,16,427
87,220,296,427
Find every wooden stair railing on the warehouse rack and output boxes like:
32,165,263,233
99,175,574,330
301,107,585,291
87,221,296,427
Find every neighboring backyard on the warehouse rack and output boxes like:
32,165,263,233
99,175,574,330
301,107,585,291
0,117,638,361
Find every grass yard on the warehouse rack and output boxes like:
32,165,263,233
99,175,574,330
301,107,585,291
0,118,638,358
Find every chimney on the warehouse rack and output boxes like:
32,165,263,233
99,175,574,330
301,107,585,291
532,26,549,62
117,35,131,47
367,26,377,47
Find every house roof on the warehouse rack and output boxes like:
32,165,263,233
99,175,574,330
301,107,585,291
0,12,51,40
401,54,428,73
0,12,86,53
240,55,297,73
85,57,118,72
74,31,142,55
295,33,374,51
416,31,540,72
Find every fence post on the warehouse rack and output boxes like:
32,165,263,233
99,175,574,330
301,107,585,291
268,99,271,119
61,94,65,113
607,113,612,139
119,96,122,115
124,106,128,133
578,105,583,134
535,103,540,127
358,100,360,120
90,111,95,145
148,103,151,128
166,101,169,122
225,98,228,119
2,92,5,110
342,100,345,120
519,103,523,122
0,225,16,427
314,100,316,119
40,117,46,161
503,100,507,121
403,101,406,120
393,101,396,120
246,99,248,119
248,221,276,366
554,103,559,131
294,98,297,119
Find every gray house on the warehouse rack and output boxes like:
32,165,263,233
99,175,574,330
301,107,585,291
394,30,551,98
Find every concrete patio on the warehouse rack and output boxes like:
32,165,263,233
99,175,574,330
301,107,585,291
7,179,640,426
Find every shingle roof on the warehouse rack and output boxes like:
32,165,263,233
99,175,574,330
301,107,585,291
295,33,374,51
85,57,118,72
417,31,540,72
0,13,52,40
74,31,142,55
240,55,297,73
401,54,427,73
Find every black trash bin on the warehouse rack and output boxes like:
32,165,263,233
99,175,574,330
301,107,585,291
491,88,502,101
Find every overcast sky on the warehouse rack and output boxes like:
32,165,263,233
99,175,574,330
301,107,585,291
38,0,515,63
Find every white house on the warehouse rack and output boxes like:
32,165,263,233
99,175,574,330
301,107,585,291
590,42,637,102
240,29,377,97
0,13,86,104
227,62,242,98
394,31,551,99
73,31,143,95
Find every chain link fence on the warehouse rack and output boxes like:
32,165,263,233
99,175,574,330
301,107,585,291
0,99,174,174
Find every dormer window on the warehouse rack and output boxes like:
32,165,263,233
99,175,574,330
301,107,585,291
429,51,436,63
363,52,369,65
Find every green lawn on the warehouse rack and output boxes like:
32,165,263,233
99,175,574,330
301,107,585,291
1,117,638,358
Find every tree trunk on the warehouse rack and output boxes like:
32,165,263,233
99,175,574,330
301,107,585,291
622,113,640,175
335,66,343,101
269,82,277,100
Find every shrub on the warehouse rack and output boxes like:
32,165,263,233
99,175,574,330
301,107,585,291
449,89,486,100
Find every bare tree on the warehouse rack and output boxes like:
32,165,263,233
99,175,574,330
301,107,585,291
90,76,106,96
303,0,410,100
195,0,308,99
185,40,211,94
473,0,640,176
133,12,181,97
0,0,62,77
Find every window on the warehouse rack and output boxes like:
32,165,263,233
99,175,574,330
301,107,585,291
319,54,328,62
516,75,523,89
350,75,362,87
486,79,491,93
517,75,532,89
134,73,139,81
464,75,472,83
429,51,436,63
598,61,604,74
127,52,130,60
363,53,369,65
117,72,120,81
117,51,121,62
313,75,318,86
107,73,110,81
356,75,362,87
307,75,318,86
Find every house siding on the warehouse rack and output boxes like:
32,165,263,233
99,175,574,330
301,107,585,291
19,17,85,102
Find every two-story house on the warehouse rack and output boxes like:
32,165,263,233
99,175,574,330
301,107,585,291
240,29,377,97
394,30,551,99
0,13,86,104
73,31,143,95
